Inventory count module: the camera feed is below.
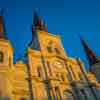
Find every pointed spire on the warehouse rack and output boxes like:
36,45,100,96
0,9,7,39
32,11,47,32
78,34,100,66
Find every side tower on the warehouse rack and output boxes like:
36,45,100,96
0,10,13,98
79,35,100,83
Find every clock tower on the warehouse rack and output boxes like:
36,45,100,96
27,12,100,100
27,12,69,100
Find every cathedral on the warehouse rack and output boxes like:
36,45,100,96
0,10,100,100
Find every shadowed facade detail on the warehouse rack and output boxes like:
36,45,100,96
0,11,100,100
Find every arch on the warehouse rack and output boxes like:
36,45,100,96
54,87,61,100
63,90,76,100
37,67,42,77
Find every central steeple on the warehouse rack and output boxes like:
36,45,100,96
33,11,47,32
0,9,7,39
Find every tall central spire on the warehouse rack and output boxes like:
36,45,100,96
78,34,100,66
0,9,7,39
33,11,47,32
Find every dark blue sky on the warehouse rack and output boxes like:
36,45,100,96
0,0,100,70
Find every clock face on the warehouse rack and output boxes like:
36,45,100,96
53,61,63,68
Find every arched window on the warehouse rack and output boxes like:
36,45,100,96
63,90,75,100
54,87,61,100
61,74,65,81
37,67,42,77
0,52,4,62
